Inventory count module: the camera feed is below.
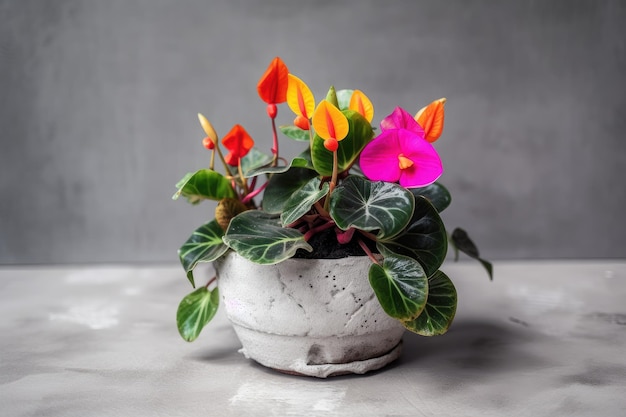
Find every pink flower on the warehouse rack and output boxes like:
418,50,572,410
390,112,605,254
360,108,443,188
380,106,424,135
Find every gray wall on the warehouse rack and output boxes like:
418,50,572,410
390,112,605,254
1,0,625,264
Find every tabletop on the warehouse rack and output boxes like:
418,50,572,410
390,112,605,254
1,260,625,417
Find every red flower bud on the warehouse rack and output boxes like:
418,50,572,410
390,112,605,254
323,138,338,152
293,115,310,131
267,103,278,119
202,136,215,150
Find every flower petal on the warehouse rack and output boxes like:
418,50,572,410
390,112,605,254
257,57,289,104
349,90,374,122
380,107,424,136
415,98,445,142
287,74,315,119
359,130,403,183
396,130,443,187
312,100,349,141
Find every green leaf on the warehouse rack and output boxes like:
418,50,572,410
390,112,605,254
241,148,273,176
223,210,313,264
281,178,329,226
330,176,414,239
177,286,220,342
178,220,229,287
311,110,374,176
262,167,319,214
279,125,310,141
451,228,493,280
172,169,236,204
377,196,448,277
402,270,457,336
368,254,428,321
409,182,451,213
245,156,309,178
336,89,354,110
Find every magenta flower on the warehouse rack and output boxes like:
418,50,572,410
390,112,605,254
380,106,425,135
360,108,443,188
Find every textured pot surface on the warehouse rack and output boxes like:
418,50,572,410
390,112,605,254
214,252,405,377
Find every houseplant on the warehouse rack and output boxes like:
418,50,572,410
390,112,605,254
173,57,492,376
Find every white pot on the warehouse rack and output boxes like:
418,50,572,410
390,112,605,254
214,251,406,378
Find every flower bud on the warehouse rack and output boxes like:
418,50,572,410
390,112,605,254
267,103,278,119
324,138,339,152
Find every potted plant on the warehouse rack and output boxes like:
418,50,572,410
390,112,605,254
173,57,492,377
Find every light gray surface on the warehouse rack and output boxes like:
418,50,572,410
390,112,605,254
1,1,625,264
1,260,625,416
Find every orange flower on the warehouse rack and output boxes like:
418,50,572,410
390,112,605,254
349,90,374,122
287,74,315,120
222,124,254,166
415,98,446,142
257,57,289,104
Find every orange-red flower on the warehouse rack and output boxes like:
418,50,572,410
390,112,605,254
257,57,289,105
222,124,254,166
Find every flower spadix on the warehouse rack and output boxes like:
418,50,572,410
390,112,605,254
360,107,442,188
198,113,218,150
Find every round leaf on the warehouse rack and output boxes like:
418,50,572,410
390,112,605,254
223,210,313,264
409,182,451,213
329,176,414,239
178,220,229,287
280,178,329,226
377,196,447,277
368,254,428,321
262,167,319,214
402,270,457,336
279,125,310,141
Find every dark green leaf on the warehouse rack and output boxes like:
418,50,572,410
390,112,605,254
311,110,374,176
245,156,309,177
241,148,273,176
377,196,448,277
402,270,457,336
409,182,451,213
177,286,219,342
330,176,414,239
223,210,313,264
281,178,329,226
368,254,428,321
172,169,236,204
262,167,319,213
178,220,229,287
279,125,310,141
451,228,493,280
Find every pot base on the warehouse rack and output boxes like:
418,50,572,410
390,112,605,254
233,323,404,378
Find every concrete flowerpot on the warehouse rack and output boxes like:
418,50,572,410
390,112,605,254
214,251,406,378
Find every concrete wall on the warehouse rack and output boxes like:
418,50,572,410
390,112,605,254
1,0,625,264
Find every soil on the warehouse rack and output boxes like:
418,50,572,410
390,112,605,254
293,227,378,259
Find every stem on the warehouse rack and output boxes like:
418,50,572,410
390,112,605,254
210,149,216,171
214,142,235,179
357,239,380,265
303,220,335,241
205,276,217,289
271,117,279,166
358,229,378,242
314,201,330,218
324,150,339,212
237,159,249,195
241,180,268,204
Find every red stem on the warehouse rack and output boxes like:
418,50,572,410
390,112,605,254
357,239,380,265
303,220,336,241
